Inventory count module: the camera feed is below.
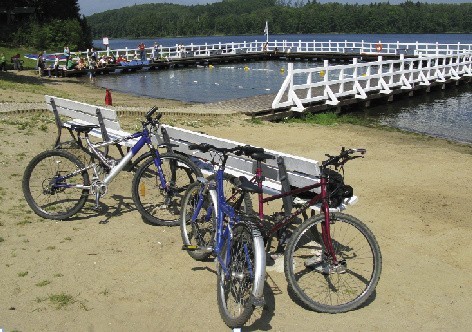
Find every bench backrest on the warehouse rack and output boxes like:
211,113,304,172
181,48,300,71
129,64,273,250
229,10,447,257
45,95,121,132
161,125,320,191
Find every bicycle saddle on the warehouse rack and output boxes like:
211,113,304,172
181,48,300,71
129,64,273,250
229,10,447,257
69,124,100,133
238,176,263,194
251,152,275,162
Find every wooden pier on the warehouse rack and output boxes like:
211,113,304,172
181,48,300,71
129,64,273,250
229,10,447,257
38,39,472,119
58,51,382,78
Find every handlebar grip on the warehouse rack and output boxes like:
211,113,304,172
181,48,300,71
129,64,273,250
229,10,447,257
189,143,210,153
146,106,159,121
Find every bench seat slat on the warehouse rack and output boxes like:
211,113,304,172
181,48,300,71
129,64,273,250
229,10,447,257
63,119,139,147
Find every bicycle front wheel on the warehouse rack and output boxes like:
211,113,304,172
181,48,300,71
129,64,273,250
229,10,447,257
217,222,266,328
132,153,202,226
180,181,216,261
284,213,382,313
22,149,90,220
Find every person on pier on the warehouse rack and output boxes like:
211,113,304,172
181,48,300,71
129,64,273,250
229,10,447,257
152,42,159,60
138,42,146,60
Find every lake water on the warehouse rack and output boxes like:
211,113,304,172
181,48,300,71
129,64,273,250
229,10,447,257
91,34,472,144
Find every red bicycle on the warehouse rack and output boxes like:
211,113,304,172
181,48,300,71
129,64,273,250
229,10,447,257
231,147,382,313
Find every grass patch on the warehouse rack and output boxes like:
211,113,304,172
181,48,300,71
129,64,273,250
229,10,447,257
0,113,55,132
99,289,110,296
18,271,29,277
17,219,32,226
0,236,4,242
35,280,51,287
0,46,39,70
245,117,264,125
53,273,64,278
48,292,76,309
284,112,376,126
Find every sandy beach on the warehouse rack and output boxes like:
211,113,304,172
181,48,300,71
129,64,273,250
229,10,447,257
0,71,471,331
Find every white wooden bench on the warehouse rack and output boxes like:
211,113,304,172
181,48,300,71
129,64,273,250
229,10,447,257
159,125,320,190
158,125,323,214
45,95,138,149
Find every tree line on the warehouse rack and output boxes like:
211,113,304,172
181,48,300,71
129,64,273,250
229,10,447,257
87,0,471,39
1,0,92,51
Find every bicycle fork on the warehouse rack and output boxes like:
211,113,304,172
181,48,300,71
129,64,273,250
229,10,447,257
319,177,346,274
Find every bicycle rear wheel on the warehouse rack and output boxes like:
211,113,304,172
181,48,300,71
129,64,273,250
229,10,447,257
180,181,216,260
132,153,202,226
284,213,382,313
217,222,265,328
22,149,90,220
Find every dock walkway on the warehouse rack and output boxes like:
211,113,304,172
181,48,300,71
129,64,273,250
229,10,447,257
29,39,472,120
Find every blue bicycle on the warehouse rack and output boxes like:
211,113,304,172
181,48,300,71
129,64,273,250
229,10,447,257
180,143,266,328
22,107,202,224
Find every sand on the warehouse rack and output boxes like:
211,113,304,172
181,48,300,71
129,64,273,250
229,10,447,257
0,71,471,331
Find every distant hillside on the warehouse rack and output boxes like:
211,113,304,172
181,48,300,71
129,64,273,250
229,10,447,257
87,0,471,38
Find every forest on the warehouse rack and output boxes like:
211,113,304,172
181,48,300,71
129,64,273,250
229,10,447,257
0,0,92,50
87,0,471,39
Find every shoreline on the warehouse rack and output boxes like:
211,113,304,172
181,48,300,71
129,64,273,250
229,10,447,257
1,69,471,147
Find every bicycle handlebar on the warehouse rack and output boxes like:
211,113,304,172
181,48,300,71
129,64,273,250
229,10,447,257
188,143,264,157
143,106,162,127
322,147,366,168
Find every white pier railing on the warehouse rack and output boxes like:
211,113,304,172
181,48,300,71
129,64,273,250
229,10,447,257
89,40,472,61
272,53,472,112
265,40,472,56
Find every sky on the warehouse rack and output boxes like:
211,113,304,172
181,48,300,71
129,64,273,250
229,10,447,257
78,0,466,16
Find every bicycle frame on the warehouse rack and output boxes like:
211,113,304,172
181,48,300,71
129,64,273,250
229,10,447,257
249,159,340,265
53,125,170,194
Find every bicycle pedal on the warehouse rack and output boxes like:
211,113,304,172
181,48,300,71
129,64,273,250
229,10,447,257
182,245,198,251
182,245,213,252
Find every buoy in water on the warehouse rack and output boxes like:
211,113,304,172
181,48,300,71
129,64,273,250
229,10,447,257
319,70,325,78
244,66,249,71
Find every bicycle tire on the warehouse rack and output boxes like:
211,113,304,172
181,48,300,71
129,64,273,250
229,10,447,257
284,212,382,313
132,152,202,226
217,221,266,328
180,174,254,261
180,181,216,260
22,149,90,220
